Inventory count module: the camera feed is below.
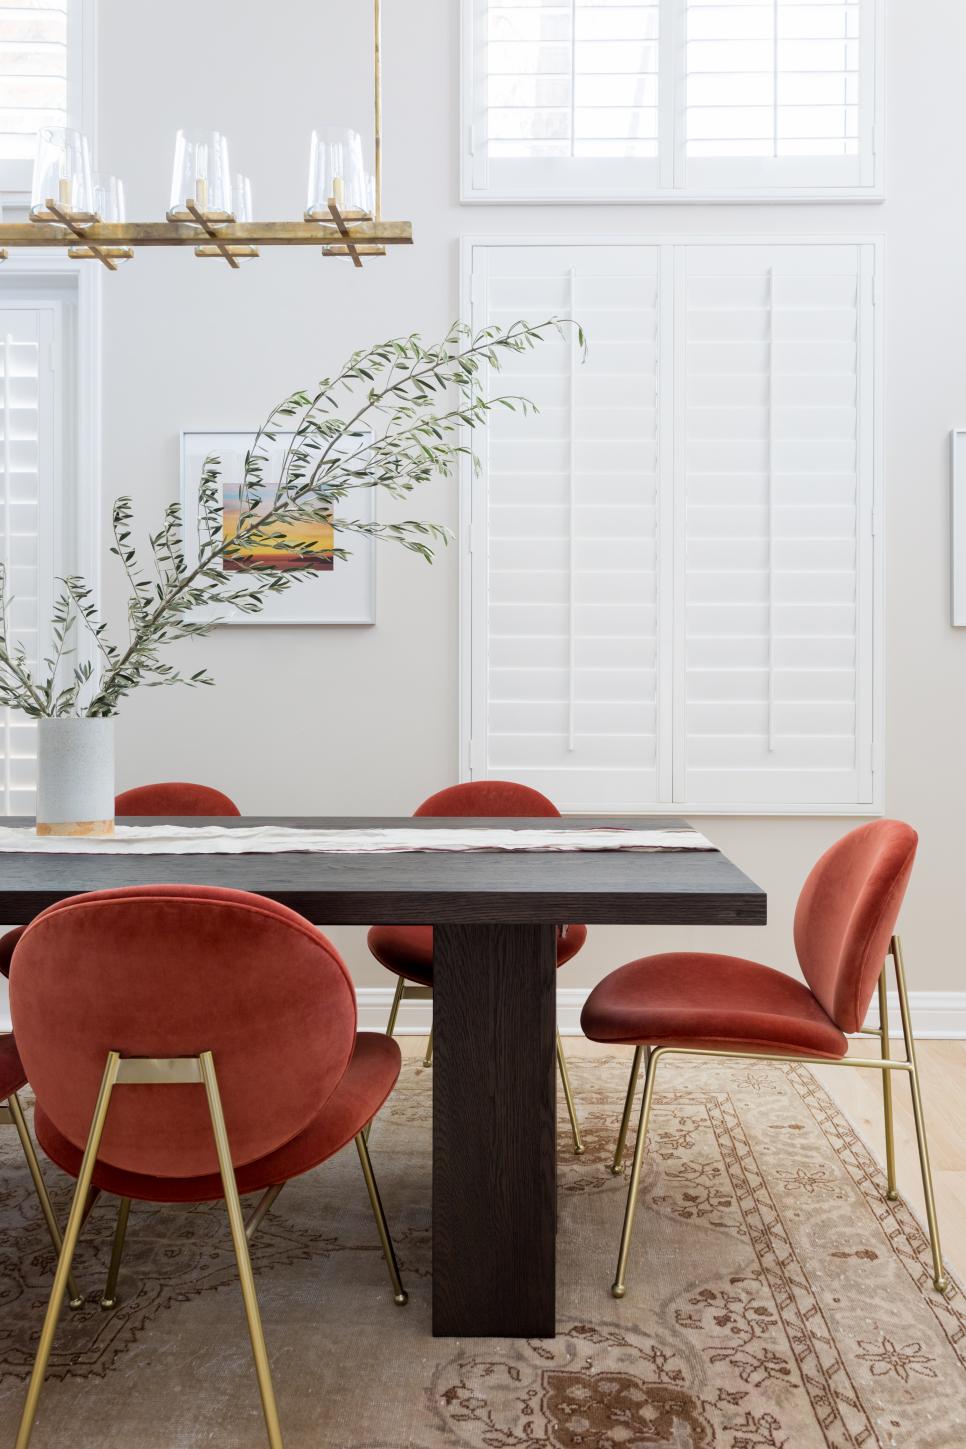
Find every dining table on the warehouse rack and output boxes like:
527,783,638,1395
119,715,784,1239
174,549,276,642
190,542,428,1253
0,813,766,1338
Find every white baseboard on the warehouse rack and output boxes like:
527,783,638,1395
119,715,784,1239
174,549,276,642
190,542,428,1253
4,986,964,1042
357,987,966,1041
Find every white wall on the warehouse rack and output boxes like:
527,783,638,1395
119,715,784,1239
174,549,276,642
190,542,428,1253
80,0,966,1000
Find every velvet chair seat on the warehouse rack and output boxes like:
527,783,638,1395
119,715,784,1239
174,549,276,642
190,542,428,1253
0,1032,27,1100
367,921,588,987
581,951,849,1059
33,1032,400,1205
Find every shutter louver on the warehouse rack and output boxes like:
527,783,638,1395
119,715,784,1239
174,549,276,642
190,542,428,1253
0,306,55,814
469,243,664,809
677,241,874,806
0,2,69,162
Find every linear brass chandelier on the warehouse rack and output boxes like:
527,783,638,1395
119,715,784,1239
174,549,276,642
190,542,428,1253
0,0,410,272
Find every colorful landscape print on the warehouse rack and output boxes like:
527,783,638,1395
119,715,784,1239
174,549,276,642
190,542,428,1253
222,478,334,573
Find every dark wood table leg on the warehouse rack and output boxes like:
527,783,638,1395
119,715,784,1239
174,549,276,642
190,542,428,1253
432,922,557,1337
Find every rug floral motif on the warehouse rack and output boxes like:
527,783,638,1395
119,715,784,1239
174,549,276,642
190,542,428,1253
0,1054,963,1448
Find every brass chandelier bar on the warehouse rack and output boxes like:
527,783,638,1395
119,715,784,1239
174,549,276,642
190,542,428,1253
0,0,410,270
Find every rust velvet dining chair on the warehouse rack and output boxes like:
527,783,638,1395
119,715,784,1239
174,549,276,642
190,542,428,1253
0,780,241,981
581,820,948,1301
366,779,588,1153
8,884,407,1449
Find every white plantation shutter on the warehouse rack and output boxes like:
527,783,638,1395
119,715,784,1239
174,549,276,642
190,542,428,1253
683,0,873,192
677,241,874,806
468,0,661,199
467,243,666,809
462,0,880,199
0,304,57,814
463,237,879,812
0,2,69,163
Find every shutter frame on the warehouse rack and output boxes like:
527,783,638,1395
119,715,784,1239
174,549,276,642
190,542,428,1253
461,235,882,816
461,0,883,202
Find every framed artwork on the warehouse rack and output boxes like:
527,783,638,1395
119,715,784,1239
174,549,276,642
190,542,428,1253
180,430,376,625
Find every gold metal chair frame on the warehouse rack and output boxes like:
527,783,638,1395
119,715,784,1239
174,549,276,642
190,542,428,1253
1,1089,83,1310
380,975,585,1155
15,1051,407,1449
607,935,947,1301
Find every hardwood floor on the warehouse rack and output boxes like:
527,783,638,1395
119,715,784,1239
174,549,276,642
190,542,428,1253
402,1036,966,1280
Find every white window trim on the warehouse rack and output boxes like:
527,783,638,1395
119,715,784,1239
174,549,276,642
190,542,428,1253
0,0,98,204
458,233,884,817
460,0,884,205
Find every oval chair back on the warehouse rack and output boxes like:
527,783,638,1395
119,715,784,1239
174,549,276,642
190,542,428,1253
115,782,240,816
415,779,559,818
10,884,356,1178
793,819,918,1034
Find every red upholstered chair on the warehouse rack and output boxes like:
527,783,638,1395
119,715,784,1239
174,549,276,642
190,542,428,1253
581,821,947,1300
9,884,406,1449
1,1035,83,1311
366,779,588,1153
114,780,241,817
0,781,241,980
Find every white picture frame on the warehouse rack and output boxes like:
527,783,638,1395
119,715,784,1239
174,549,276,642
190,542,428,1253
180,429,376,626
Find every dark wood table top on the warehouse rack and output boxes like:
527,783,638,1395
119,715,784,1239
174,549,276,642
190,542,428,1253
0,815,766,926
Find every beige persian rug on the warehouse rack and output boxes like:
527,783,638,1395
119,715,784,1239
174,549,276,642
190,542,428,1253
1,1053,964,1449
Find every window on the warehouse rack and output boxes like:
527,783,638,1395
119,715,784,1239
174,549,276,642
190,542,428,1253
0,262,100,814
0,1,88,195
462,0,880,201
461,237,880,813
0,299,59,812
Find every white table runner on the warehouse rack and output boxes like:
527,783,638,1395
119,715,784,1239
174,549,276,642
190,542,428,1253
0,824,713,855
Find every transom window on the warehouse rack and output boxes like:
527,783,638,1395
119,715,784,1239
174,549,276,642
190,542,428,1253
462,0,879,201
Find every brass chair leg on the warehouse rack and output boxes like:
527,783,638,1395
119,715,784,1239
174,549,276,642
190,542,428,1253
612,1046,662,1300
7,1091,84,1310
423,1026,434,1068
100,1197,132,1309
385,975,405,1039
877,971,899,1200
892,937,948,1293
354,1131,408,1306
364,976,409,1145
556,1031,584,1155
16,1052,122,1449
199,1051,284,1449
611,1045,645,1175
245,1183,285,1242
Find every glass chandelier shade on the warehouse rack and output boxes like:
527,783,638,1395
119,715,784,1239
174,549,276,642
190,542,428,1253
232,173,253,223
91,174,126,224
31,127,94,219
306,128,371,217
169,130,232,217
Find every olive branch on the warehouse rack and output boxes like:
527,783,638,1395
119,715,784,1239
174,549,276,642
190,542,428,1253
0,317,579,719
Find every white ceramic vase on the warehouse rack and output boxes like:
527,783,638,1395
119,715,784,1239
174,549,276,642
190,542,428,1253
36,717,115,836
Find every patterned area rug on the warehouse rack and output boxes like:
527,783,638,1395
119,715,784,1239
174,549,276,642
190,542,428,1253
1,1053,964,1448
